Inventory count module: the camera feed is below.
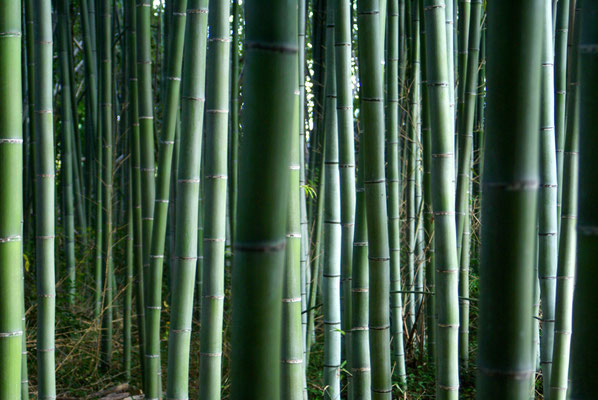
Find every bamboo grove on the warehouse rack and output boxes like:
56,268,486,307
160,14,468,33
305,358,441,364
1,0,598,399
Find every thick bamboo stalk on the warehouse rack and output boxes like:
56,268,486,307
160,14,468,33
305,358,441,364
165,2,208,397
33,2,56,396
230,1,297,397
199,0,230,397
476,0,543,397
0,1,24,397
356,0,393,397
568,2,598,397
423,0,460,398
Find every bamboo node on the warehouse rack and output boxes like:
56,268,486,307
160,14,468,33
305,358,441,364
352,288,368,293
438,384,459,391
0,330,23,338
282,297,301,303
0,235,21,243
144,354,160,358
370,325,390,330
245,41,298,54
477,365,534,379
200,352,222,357
187,8,208,14
351,367,371,372
0,32,22,37
0,138,23,144
205,174,228,179
282,359,303,364
372,388,392,393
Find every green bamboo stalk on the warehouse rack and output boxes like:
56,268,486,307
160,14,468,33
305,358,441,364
322,3,341,397
445,0,455,120
99,0,114,370
199,0,230,397
0,1,24,397
537,0,558,394
136,2,156,339
549,3,580,398
455,0,481,369
475,0,543,397
124,185,133,380
423,0,460,398
125,0,146,382
456,0,470,140
80,0,99,142
23,0,34,254
165,2,208,397
386,0,406,386
455,0,480,263
281,88,303,400
230,1,297,397
229,0,240,246
144,0,187,394
356,0,393,397
351,139,371,400
334,0,356,392
420,4,436,364
298,0,309,362
554,0,570,228
568,2,598,397
57,0,77,306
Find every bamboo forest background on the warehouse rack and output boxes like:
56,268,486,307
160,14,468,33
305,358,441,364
0,0,596,399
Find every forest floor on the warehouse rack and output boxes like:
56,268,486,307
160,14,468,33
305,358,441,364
21,239,544,399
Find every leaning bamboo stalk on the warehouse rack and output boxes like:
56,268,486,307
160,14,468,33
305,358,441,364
165,2,208,397
550,3,580,398
144,0,187,394
537,0,559,392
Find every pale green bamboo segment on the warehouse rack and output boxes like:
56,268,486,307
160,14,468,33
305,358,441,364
568,2,598,397
199,0,230,397
99,0,114,370
322,3,341,397
230,2,297,399
538,0,558,395
334,0,356,392
476,0,543,398
549,3,579,399
356,0,392,398
422,0,460,398
385,0,406,387
135,1,156,328
166,3,208,398
0,1,24,397
57,0,77,306
554,0,570,228
351,141,371,400
281,90,303,400
144,0,187,395
455,0,482,369
33,0,56,396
